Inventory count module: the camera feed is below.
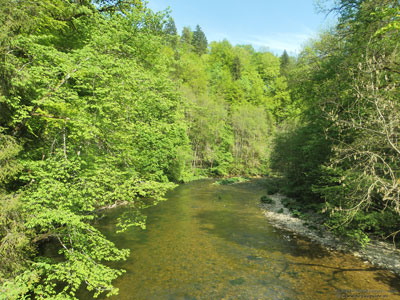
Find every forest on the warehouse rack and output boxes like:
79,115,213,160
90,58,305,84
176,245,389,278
0,0,399,298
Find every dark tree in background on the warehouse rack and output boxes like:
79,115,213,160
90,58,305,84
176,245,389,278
231,56,242,80
280,49,289,75
192,24,208,55
164,17,177,35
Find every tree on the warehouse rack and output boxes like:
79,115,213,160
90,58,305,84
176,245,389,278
316,0,400,242
231,104,273,175
0,1,191,298
180,26,193,46
164,17,177,36
272,0,400,245
176,51,208,94
231,56,242,80
191,25,208,55
280,49,290,75
164,17,178,48
182,88,233,175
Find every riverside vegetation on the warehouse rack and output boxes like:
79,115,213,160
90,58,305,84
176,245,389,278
0,0,399,299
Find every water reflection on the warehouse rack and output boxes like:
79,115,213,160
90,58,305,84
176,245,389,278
77,179,400,300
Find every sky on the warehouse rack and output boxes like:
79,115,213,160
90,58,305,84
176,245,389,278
146,0,337,55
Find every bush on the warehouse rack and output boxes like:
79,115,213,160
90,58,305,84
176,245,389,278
291,209,304,219
281,198,297,210
264,178,281,195
260,195,275,204
266,185,280,195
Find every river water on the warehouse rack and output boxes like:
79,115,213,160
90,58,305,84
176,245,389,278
78,179,400,300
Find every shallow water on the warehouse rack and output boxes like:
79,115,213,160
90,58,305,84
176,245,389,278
78,179,400,300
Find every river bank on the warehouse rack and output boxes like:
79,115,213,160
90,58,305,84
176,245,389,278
261,193,400,277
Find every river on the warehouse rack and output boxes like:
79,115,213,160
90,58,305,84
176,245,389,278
78,179,400,300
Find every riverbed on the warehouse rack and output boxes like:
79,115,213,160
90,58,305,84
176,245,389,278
78,179,400,300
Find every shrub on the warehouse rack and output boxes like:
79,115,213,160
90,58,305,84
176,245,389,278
266,185,280,195
260,195,275,204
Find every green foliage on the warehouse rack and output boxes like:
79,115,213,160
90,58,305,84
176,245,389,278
281,198,298,211
291,209,304,219
0,133,30,290
280,50,290,74
0,193,33,288
11,151,177,298
180,26,193,47
263,177,282,195
271,121,332,201
164,17,177,35
0,134,22,187
191,25,208,55
176,53,208,94
231,104,273,175
163,16,178,48
0,0,345,297
271,0,400,246
0,1,190,298
231,56,242,80
266,185,279,196
172,31,290,177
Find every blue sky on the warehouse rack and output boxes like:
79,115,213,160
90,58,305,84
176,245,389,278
146,0,336,55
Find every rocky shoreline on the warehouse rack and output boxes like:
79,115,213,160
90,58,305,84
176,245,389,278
261,193,400,277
